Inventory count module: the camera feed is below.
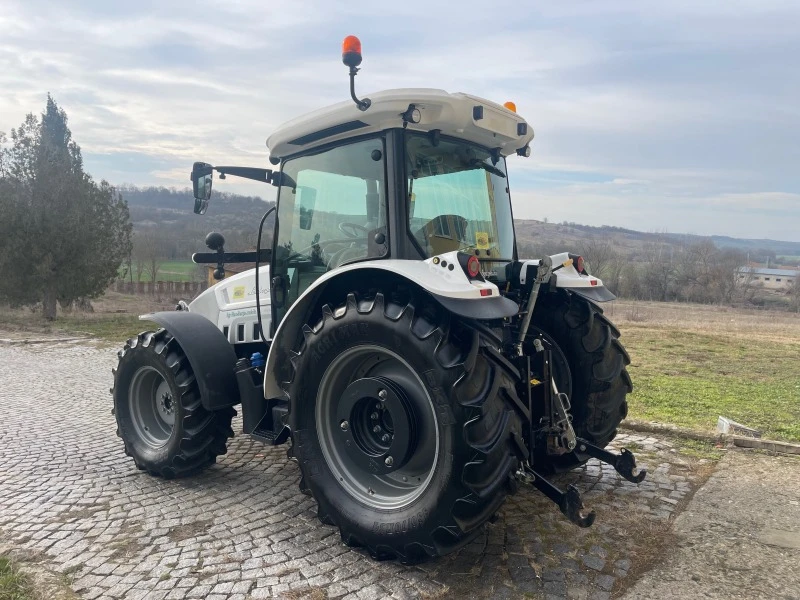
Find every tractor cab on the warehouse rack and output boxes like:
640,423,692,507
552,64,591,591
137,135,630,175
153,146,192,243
267,86,532,320
190,36,534,329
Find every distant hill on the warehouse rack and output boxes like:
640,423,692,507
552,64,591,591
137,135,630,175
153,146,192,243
118,186,800,263
119,185,275,260
513,220,800,262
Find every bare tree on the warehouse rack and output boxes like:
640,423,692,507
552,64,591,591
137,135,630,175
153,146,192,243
579,238,616,280
146,254,162,285
711,248,746,304
132,234,147,282
579,238,627,294
132,231,164,284
641,240,677,301
789,275,800,312
604,249,627,295
671,241,746,304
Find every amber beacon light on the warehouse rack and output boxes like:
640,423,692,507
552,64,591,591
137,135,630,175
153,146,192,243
342,35,371,111
342,35,363,67
503,101,517,112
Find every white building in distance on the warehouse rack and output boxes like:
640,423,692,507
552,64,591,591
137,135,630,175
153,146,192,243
737,267,798,290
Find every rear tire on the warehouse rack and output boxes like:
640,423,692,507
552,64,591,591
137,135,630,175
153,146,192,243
530,293,632,472
288,293,523,562
112,330,235,478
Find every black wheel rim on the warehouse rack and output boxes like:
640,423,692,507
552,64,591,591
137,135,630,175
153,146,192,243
129,366,175,448
316,345,439,509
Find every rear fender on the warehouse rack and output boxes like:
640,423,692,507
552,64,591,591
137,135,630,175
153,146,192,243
141,311,240,410
519,253,616,303
263,256,520,399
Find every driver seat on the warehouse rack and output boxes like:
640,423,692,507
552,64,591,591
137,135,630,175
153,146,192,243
420,214,468,255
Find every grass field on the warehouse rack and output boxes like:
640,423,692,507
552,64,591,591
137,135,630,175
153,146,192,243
2,295,799,442
120,260,200,283
607,300,800,442
0,292,168,342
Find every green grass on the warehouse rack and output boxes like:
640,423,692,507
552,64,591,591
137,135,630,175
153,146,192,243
622,325,800,442
0,311,152,343
0,556,34,600
674,439,726,461
53,315,153,342
120,260,199,283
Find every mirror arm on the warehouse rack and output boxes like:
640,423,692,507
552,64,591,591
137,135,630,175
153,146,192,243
211,166,296,189
213,166,273,184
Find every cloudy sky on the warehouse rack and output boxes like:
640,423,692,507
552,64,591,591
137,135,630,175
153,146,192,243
2,0,798,241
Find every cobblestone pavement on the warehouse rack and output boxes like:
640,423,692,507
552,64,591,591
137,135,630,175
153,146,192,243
0,339,711,599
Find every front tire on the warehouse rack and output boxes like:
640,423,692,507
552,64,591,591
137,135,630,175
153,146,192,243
288,293,523,562
112,330,235,478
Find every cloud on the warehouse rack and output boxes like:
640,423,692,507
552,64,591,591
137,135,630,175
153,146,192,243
1,0,798,241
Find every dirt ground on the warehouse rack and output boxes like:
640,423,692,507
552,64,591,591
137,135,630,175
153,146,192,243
621,449,800,600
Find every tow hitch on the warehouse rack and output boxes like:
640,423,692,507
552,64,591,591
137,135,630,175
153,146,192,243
516,466,596,527
516,317,647,527
575,439,647,484
516,438,647,527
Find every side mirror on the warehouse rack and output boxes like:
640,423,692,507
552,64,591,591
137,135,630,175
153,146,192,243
191,162,214,214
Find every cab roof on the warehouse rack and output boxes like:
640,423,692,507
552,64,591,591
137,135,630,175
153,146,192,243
266,88,534,161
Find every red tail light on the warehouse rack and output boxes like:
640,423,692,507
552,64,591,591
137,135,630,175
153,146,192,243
568,253,586,274
466,255,481,278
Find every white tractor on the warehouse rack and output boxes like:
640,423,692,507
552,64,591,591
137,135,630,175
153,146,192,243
112,36,643,562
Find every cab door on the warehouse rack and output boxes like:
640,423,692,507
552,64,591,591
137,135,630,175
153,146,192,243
271,136,389,329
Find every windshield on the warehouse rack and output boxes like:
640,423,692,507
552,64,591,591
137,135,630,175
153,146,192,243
406,133,515,261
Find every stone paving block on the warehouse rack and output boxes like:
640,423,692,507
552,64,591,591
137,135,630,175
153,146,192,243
582,554,606,571
595,573,615,591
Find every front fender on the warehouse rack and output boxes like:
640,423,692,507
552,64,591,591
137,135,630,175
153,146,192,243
141,311,240,410
263,256,519,399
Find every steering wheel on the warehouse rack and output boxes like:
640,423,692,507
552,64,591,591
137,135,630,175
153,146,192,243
338,222,369,239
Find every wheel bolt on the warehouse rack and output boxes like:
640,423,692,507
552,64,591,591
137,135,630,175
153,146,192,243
340,420,349,431
381,434,390,443
378,389,387,400
385,456,394,467
371,412,379,420
373,425,381,433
